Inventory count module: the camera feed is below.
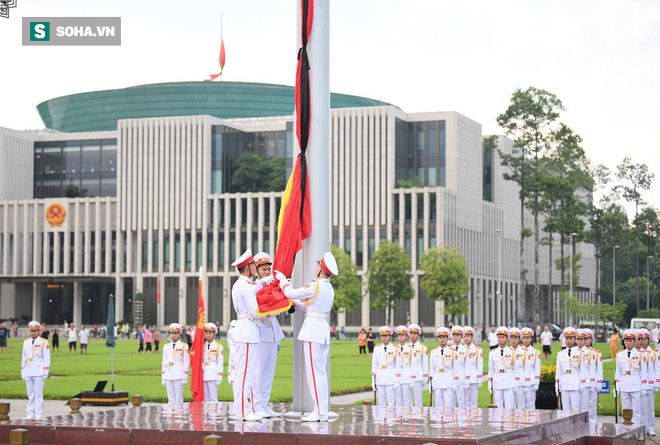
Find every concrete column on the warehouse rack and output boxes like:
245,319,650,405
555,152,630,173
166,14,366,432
73,281,82,327
32,283,41,322
178,274,186,324
115,276,124,322
0,283,17,319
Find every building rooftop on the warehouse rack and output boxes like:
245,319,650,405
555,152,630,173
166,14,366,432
36,81,392,133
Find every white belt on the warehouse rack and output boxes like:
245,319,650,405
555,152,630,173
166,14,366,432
237,313,249,320
305,312,328,319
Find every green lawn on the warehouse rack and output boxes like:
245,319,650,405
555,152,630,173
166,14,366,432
0,337,655,414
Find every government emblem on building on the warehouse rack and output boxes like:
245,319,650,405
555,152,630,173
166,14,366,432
45,203,66,227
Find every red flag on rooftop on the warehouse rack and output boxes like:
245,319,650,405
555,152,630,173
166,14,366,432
189,268,206,401
156,275,161,305
256,0,314,316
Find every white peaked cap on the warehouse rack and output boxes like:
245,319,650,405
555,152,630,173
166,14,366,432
319,251,339,276
231,249,254,268
204,323,218,333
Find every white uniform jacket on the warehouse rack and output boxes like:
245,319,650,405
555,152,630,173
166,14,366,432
587,347,599,389
429,346,459,389
162,340,190,381
641,348,654,391
452,344,467,387
464,344,483,386
577,346,592,387
395,343,413,384
555,346,582,391
231,275,262,344
615,348,646,392
522,345,541,387
372,343,397,386
202,341,224,382
409,342,429,382
21,337,51,378
259,315,285,343
654,349,660,390
511,346,526,386
282,278,334,345
488,346,514,390
596,349,604,388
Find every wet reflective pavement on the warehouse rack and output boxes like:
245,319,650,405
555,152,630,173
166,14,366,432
0,403,645,444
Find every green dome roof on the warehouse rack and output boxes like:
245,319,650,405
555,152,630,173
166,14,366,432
37,81,391,133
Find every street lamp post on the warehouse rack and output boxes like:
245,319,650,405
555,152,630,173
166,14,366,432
648,256,654,311
569,233,577,302
613,245,620,306
496,229,502,326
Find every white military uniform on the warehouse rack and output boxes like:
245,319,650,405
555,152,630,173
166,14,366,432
489,344,515,408
162,336,190,404
450,327,467,408
282,277,334,419
488,327,514,409
462,327,483,409
430,345,459,407
510,329,526,409
522,343,541,409
409,339,429,408
641,342,655,433
394,338,413,406
372,336,397,406
226,321,237,386
615,337,646,425
231,271,262,419
202,324,224,403
556,345,581,411
21,322,50,420
254,314,284,415
577,331,592,414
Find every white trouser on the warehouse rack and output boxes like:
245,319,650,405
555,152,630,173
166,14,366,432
621,391,641,425
494,388,514,409
26,376,44,419
639,392,648,428
464,384,479,408
455,384,465,408
588,387,598,423
233,342,259,418
560,389,580,411
410,381,424,407
434,388,455,408
579,388,590,412
254,341,278,412
165,379,185,404
303,341,330,417
513,385,525,409
396,383,413,406
204,380,219,402
376,384,395,406
524,386,537,410
647,390,656,432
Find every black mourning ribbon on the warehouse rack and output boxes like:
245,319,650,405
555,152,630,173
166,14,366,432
441,349,444,356
500,349,504,357
628,351,631,358
568,349,571,357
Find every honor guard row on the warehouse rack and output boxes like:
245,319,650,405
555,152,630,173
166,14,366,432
614,328,659,435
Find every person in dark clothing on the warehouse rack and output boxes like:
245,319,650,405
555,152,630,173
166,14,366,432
367,328,376,354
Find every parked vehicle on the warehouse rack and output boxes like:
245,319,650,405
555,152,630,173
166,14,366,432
579,321,620,342
630,318,660,330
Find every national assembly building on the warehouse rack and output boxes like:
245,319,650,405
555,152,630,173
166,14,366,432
0,81,597,332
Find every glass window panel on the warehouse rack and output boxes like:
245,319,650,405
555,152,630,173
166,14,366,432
100,178,116,197
428,167,437,186
81,141,101,173
101,143,117,173
428,127,436,157
80,179,100,197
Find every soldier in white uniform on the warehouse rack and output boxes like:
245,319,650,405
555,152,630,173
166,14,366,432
252,252,285,418
372,326,397,406
615,329,646,426
429,327,459,408
555,327,581,411
585,329,601,424
509,327,526,409
21,321,50,420
393,325,411,406
226,320,237,388
450,326,467,408
488,326,515,409
202,323,223,403
521,327,541,410
161,323,190,404
640,328,656,435
462,326,483,408
408,323,429,408
576,329,592,414
277,251,338,422
230,249,263,421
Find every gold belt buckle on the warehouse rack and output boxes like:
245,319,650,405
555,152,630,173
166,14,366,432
624,371,631,375
498,369,505,373
565,370,571,374
438,369,445,373
380,365,387,369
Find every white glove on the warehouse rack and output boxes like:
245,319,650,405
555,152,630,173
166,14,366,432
654,387,659,394
452,384,457,392
21,374,25,381
613,386,617,398
393,383,400,391
372,381,376,391
274,270,288,288
555,386,559,397
162,379,166,387
260,275,275,285
43,375,47,382
409,381,415,389
487,381,492,394
532,385,539,392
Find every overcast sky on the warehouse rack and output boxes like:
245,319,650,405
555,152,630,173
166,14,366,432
2,0,659,215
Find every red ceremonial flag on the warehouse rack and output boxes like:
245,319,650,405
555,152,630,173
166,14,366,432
207,38,226,81
256,0,314,317
156,275,161,305
189,267,206,401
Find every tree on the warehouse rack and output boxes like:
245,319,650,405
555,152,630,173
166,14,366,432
330,244,363,317
366,240,413,326
229,152,286,193
497,87,564,323
584,164,613,301
615,157,655,316
634,207,660,309
419,246,470,323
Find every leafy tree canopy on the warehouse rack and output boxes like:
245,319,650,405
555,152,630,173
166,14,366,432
229,152,286,193
419,246,470,322
330,244,362,313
